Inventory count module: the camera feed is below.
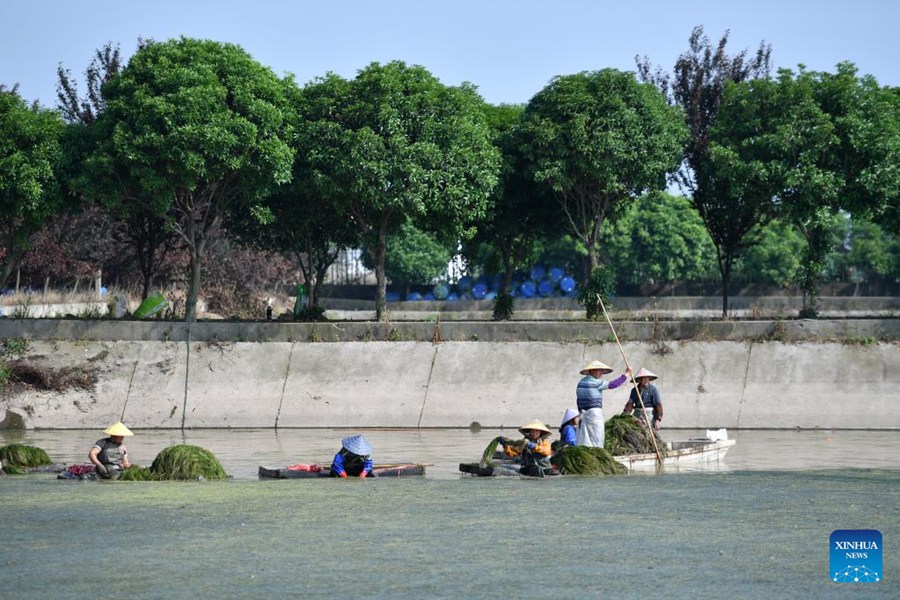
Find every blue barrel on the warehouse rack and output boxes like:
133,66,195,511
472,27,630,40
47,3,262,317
423,292,436,301
406,292,423,301
457,275,473,292
432,283,449,300
549,267,565,283
559,276,576,293
446,292,459,301
530,266,545,281
484,291,496,301
471,283,488,300
538,279,555,297
519,280,536,298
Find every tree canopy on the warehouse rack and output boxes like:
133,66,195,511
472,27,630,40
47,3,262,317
301,61,501,320
0,89,65,288
79,37,295,320
518,69,687,278
637,26,772,315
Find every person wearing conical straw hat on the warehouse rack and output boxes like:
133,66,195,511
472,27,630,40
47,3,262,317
498,419,554,477
622,368,663,431
576,360,632,448
89,421,133,479
330,434,374,478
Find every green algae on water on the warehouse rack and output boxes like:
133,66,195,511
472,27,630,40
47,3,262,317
118,464,153,481
149,444,228,481
480,436,503,467
0,443,52,469
604,414,668,457
551,446,627,476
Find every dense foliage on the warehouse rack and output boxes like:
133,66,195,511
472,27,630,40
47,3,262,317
1,30,897,322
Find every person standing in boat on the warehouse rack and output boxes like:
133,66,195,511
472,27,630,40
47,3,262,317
576,360,632,448
330,434,374,478
622,368,663,431
499,420,554,477
89,422,133,479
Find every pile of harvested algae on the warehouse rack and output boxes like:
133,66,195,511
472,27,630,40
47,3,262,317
0,444,52,474
119,444,227,481
604,414,668,457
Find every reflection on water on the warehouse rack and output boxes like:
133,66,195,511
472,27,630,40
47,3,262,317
2,428,899,598
2,428,898,479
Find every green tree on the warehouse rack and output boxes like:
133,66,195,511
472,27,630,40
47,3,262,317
518,69,687,281
229,73,359,309
362,220,454,297
732,219,804,287
715,64,900,316
637,26,772,316
303,61,501,320
58,39,180,300
704,76,784,313
79,37,295,320
828,214,899,291
462,103,558,319
0,87,65,288
602,192,717,285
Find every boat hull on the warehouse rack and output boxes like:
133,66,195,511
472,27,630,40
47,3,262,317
614,439,736,470
258,463,426,479
460,439,736,476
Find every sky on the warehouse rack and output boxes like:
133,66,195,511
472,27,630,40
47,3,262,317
1,0,898,109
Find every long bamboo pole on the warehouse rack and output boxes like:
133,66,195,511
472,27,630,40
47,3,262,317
597,294,664,468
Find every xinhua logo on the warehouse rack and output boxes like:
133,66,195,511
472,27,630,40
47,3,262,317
830,529,882,583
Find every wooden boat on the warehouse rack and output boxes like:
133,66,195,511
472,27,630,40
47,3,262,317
460,439,736,476
258,463,426,479
614,439,736,471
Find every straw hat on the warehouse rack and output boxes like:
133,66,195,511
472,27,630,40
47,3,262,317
103,422,134,437
560,408,579,428
518,419,552,438
580,360,613,375
634,368,658,381
341,434,372,456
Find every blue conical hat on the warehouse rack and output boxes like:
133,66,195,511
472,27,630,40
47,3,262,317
341,434,372,456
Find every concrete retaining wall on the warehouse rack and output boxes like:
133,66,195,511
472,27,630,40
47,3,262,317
2,334,898,430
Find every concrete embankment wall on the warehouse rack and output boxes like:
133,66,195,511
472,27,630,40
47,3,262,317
1,319,897,430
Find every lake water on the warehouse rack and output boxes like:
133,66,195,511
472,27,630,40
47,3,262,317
2,428,898,598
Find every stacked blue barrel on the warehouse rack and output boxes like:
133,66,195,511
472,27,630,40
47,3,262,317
393,264,578,301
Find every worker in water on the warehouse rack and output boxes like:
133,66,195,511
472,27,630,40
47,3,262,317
330,434,374,478
499,419,554,477
89,421,133,479
622,368,663,430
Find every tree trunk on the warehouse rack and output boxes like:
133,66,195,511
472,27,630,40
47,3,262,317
373,226,388,322
142,273,152,302
94,271,102,300
185,249,201,322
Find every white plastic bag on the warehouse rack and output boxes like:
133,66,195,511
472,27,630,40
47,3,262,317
705,428,728,441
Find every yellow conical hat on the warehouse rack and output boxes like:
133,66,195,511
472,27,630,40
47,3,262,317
103,422,134,437
580,360,612,375
518,419,552,438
